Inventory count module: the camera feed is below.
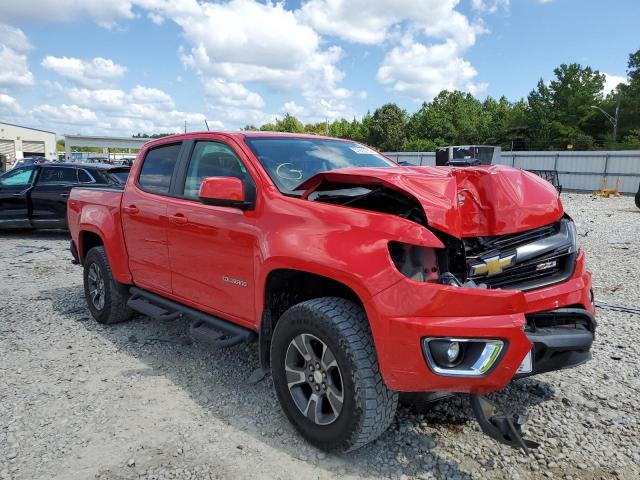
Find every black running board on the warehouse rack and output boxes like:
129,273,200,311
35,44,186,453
128,287,257,348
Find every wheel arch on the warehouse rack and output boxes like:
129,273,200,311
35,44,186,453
258,268,365,368
77,224,132,285
79,230,104,263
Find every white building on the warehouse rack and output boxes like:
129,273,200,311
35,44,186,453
0,122,57,169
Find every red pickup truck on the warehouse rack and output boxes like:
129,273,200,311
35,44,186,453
68,132,595,452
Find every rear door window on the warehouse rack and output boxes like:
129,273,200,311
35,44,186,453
138,143,182,195
77,169,94,183
37,167,78,184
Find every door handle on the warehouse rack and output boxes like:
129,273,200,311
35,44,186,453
169,213,188,225
123,205,139,214
59,193,69,197
12,193,23,197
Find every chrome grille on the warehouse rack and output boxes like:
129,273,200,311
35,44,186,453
463,219,576,291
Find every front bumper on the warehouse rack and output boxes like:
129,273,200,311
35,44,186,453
518,308,595,377
366,250,594,393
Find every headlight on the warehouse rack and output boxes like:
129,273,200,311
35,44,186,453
388,242,440,282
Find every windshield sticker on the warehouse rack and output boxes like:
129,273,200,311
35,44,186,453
350,146,375,155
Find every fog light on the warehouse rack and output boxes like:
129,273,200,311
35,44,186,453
447,341,461,363
427,339,464,368
422,338,504,376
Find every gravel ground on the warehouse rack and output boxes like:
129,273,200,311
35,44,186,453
1,192,639,480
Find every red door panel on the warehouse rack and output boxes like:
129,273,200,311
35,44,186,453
165,198,257,326
121,187,171,293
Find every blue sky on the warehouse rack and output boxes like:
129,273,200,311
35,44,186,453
0,0,637,136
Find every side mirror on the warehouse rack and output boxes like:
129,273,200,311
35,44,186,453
199,177,253,210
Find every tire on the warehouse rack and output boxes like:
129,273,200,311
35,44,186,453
83,246,133,324
270,297,398,452
635,186,640,210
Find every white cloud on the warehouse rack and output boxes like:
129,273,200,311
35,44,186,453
296,1,485,102
148,12,165,25
377,37,486,101
204,78,265,109
154,0,353,126
297,0,481,47
0,0,495,127
0,94,21,113
0,1,135,28
207,105,274,128
283,101,306,116
0,23,32,52
602,73,627,95
0,24,34,90
129,85,174,106
0,82,206,136
471,0,510,13
41,56,127,87
297,0,413,44
32,104,99,125
67,88,127,110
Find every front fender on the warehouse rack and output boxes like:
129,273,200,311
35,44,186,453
255,195,445,311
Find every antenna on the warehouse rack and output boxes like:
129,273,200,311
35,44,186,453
204,119,210,131
184,120,187,133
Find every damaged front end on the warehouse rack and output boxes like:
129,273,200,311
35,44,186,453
298,167,595,452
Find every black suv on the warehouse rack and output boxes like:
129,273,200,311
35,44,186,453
0,163,130,230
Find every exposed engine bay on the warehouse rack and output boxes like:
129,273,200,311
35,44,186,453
307,180,576,293
307,183,428,226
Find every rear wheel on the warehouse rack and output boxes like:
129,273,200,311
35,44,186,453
83,246,133,324
271,297,398,452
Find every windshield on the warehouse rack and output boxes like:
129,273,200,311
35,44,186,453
244,137,396,193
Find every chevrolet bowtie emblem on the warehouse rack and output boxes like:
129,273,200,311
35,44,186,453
469,254,516,277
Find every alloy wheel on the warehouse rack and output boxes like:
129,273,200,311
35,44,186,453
284,333,344,425
87,262,106,311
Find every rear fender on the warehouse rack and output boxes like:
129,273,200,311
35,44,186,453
79,205,131,284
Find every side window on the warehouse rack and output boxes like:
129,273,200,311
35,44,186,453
37,167,78,184
138,143,182,195
77,169,94,183
182,142,248,199
0,167,35,187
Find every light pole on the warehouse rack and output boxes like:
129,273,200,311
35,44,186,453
591,100,620,142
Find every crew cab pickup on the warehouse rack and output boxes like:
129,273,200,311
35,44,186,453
68,132,595,452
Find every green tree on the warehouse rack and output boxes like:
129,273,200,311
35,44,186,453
274,113,304,133
408,91,484,147
550,63,605,147
368,104,407,151
526,79,556,149
259,122,278,132
613,48,640,144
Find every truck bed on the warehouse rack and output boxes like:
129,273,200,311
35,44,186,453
67,186,132,284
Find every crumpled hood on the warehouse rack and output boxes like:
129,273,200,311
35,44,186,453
297,165,564,238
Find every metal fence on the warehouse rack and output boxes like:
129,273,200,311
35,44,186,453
384,150,640,194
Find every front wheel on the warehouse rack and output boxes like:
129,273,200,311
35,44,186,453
271,297,398,452
83,246,133,324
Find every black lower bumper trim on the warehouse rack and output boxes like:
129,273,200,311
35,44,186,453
518,308,595,377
